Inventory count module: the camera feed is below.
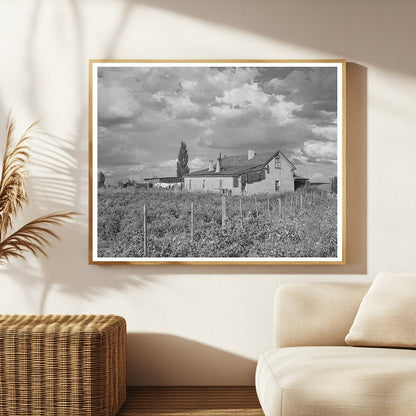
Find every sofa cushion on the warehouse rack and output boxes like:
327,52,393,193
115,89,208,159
274,283,370,348
256,346,416,416
345,272,416,348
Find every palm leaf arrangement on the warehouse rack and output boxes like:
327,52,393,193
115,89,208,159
0,117,77,264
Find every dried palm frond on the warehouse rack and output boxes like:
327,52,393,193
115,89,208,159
0,212,78,264
0,116,79,264
0,117,37,238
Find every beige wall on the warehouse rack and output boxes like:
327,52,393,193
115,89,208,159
0,0,415,386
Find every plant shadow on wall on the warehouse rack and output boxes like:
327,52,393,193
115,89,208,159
135,0,412,76
0,1,155,312
0,118,77,263
0,119,151,314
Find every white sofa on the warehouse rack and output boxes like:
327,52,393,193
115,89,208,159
255,282,416,416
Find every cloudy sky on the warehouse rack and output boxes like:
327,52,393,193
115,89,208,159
97,64,339,185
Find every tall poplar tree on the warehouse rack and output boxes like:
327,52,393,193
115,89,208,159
176,141,190,178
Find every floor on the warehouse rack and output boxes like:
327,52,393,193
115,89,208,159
117,386,264,416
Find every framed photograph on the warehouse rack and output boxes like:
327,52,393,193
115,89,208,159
89,60,345,265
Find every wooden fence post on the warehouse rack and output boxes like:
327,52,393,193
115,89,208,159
278,198,282,215
143,204,148,257
190,201,194,241
300,194,303,210
254,196,258,217
267,194,271,219
239,197,244,230
221,194,227,230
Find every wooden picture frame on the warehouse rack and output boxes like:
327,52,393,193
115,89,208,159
89,60,346,265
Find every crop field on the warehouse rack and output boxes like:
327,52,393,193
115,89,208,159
97,188,338,258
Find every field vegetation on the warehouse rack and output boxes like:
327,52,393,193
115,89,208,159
97,187,337,258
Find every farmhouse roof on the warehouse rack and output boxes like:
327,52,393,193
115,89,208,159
294,173,309,180
143,176,181,183
184,150,295,177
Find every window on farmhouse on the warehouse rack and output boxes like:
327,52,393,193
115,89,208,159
275,157,281,169
202,179,205,190
233,177,239,188
189,179,192,190
275,180,280,191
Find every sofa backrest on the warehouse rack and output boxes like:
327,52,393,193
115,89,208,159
274,282,370,348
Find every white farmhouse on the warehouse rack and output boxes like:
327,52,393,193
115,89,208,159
183,150,296,195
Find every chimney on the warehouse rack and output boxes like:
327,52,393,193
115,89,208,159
248,149,255,160
208,160,214,171
216,154,222,173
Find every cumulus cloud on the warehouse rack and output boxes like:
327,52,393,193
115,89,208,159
311,124,337,142
98,84,141,125
269,96,302,126
302,140,337,163
217,83,268,109
189,157,208,170
158,159,177,168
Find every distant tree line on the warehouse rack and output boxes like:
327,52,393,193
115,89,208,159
117,179,149,189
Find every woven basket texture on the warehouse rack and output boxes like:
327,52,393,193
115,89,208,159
0,314,126,416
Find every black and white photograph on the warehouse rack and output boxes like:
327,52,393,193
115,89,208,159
89,60,345,264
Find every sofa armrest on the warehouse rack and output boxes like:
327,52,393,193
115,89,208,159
274,282,370,348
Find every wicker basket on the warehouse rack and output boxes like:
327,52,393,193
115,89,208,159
0,314,126,416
